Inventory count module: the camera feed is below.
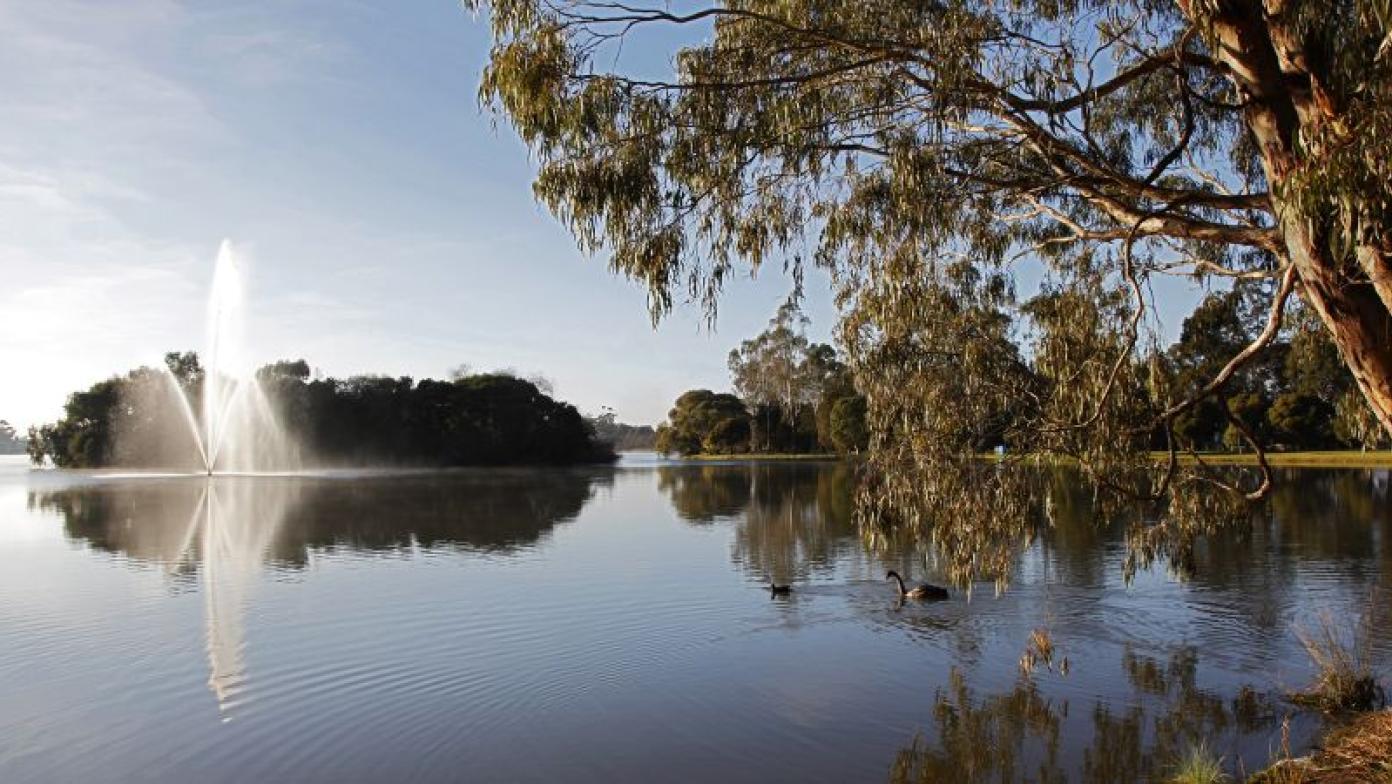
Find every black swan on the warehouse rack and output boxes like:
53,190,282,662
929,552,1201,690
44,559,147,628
886,570,948,600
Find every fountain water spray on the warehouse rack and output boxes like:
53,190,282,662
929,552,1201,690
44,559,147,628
166,241,300,474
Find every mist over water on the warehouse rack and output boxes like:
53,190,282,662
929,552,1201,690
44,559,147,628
2,457,1389,782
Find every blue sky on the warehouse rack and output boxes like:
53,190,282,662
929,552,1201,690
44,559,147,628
1,1,1216,432
0,0,837,430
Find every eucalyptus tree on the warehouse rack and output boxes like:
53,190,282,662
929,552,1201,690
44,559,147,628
727,300,814,416
471,0,1392,581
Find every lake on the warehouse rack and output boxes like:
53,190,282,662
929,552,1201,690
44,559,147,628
1,454,1388,782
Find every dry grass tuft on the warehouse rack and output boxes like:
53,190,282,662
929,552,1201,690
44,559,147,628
1289,610,1383,713
1019,628,1064,677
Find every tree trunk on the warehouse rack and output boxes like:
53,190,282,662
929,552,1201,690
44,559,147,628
1282,222,1392,436
1191,0,1392,439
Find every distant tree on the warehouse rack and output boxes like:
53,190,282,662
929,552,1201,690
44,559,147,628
586,407,658,450
1168,293,1254,391
0,420,25,455
748,402,819,454
728,301,815,415
655,390,750,456
163,351,203,387
807,344,854,451
257,359,311,382
829,396,869,455
703,416,752,455
1223,392,1271,452
29,378,122,467
1163,291,1286,450
729,302,848,453
801,343,846,402
1268,393,1335,449
814,380,854,452
1171,399,1226,452
525,374,556,396
653,423,693,457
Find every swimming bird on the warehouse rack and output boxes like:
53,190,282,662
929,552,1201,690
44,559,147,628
886,570,948,600
769,581,792,596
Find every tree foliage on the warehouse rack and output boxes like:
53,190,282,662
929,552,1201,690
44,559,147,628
829,396,869,454
728,299,860,452
473,0,1392,581
655,390,749,455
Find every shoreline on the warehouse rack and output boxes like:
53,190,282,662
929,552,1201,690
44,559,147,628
1160,450,1392,469
679,453,846,462
673,450,1392,468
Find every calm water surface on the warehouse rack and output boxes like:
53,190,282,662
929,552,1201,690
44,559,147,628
0,454,1388,782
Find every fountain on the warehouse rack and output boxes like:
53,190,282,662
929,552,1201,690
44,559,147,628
165,241,300,474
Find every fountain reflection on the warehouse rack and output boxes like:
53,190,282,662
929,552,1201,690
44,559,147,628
194,480,298,709
29,468,614,713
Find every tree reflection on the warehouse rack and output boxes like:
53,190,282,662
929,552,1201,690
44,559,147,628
733,463,858,583
656,464,754,523
890,669,1065,784
29,469,615,565
657,462,862,583
28,469,614,714
890,648,1282,783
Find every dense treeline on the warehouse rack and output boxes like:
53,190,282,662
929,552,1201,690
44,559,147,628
27,353,616,468
655,303,868,457
1164,292,1382,451
656,293,1383,459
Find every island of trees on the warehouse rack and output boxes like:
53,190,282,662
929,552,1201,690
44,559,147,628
27,354,618,469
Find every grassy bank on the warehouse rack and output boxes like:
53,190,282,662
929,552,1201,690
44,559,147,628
1249,711,1392,783
681,451,1392,467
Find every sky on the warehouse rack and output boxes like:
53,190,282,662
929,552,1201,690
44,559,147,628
0,1,1213,432
0,0,841,431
